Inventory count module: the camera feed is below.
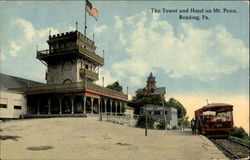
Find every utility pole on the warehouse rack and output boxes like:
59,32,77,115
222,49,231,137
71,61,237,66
145,102,147,136
162,94,167,130
102,77,104,87
100,77,104,121
182,106,184,130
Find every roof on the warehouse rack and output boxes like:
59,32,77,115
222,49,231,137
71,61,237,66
204,103,233,107
154,87,166,94
147,72,155,80
142,104,176,110
136,87,166,95
0,73,44,89
195,103,233,113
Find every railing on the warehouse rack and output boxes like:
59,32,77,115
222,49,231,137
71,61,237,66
78,46,104,65
10,81,127,100
80,68,98,81
85,81,127,99
36,45,104,65
37,46,77,59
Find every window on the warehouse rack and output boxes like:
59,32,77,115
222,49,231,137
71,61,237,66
0,98,7,108
154,111,161,115
63,79,72,84
14,106,22,110
0,104,7,108
165,111,168,115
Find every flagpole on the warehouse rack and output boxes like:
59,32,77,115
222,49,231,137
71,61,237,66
84,0,87,36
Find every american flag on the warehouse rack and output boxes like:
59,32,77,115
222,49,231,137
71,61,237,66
86,0,99,20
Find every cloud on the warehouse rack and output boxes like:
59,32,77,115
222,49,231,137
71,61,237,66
97,68,118,87
6,18,59,56
36,28,59,38
110,12,249,83
9,41,21,57
94,25,107,33
14,18,35,42
0,52,6,61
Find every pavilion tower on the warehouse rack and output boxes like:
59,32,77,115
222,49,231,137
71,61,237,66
37,30,104,84
146,72,156,93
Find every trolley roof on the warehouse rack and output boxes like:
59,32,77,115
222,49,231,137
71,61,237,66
195,103,233,114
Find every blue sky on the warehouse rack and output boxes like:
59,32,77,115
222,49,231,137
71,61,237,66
0,1,249,97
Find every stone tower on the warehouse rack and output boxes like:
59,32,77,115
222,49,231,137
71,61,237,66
146,72,156,93
37,30,104,84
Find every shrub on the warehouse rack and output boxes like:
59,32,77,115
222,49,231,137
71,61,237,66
172,125,177,130
158,120,166,129
230,126,248,139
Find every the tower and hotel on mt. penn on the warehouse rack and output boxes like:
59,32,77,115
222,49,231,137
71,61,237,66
1,30,128,118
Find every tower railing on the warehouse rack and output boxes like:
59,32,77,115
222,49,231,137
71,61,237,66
80,68,98,81
36,45,104,65
78,45,104,65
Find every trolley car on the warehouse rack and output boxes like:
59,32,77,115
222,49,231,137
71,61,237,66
194,103,234,137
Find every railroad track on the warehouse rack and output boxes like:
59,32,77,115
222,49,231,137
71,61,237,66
210,138,249,159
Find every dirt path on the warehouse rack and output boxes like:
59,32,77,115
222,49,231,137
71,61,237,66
0,117,227,160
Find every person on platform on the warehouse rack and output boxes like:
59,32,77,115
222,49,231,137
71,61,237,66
191,118,197,135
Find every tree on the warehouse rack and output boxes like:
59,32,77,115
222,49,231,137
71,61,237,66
178,116,190,129
106,81,123,92
136,112,155,129
167,98,186,118
128,92,166,114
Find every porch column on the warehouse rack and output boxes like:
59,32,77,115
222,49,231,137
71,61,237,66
83,96,86,114
115,101,117,116
110,99,113,115
59,97,62,115
104,99,107,115
120,101,123,114
36,98,39,115
98,98,101,114
91,97,94,114
71,96,74,114
48,98,51,115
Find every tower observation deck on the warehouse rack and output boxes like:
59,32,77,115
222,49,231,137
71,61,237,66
37,30,104,84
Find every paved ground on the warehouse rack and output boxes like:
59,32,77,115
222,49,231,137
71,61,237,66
0,117,228,160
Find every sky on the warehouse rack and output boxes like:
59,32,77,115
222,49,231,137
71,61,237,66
0,1,249,131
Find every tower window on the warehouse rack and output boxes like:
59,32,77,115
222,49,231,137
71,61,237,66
63,79,72,84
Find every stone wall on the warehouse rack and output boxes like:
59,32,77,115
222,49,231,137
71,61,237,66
104,115,137,127
47,60,77,84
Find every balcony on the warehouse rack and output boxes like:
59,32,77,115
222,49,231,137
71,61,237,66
78,46,104,65
10,81,128,101
37,45,104,66
80,68,98,81
37,46,77,59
